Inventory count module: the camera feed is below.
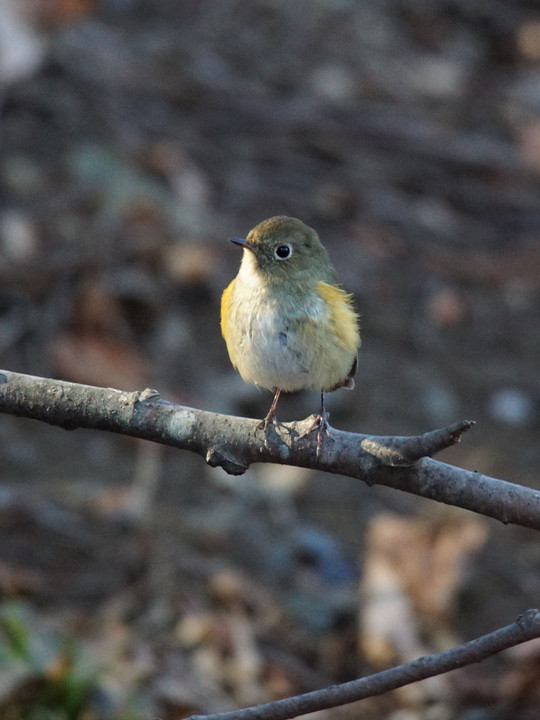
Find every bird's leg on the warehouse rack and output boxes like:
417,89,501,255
308,391,334,455
256,388,282,436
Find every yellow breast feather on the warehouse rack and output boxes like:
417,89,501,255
317,281,360,355
220,279,238,368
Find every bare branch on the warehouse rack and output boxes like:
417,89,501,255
186,609,540,720
1,369,539,529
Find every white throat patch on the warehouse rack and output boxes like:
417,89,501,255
238,250,261,287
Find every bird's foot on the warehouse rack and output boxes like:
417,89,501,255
307,410,335,458
256,415,278,449
256,411,278,433
256,389,282,447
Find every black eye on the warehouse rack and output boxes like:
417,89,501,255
275,244,292,259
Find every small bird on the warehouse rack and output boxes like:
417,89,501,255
221,216,360,447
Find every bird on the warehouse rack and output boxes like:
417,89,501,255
221,216,360,449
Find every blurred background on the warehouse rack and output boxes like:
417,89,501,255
1,1,540,718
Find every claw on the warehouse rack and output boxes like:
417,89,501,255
307,392,334,457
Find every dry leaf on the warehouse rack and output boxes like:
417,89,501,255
164,243,216,286
517,21,540,61
49,332,149,391
426,287,468,328
360,512,488,667
49,278,150,390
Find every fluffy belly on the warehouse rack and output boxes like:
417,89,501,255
232,306,353,393
236,315,311,392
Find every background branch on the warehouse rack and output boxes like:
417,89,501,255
188,609,540,720
1,369,539,530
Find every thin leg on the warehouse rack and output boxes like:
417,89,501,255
256,388,282,433
308,391,333,455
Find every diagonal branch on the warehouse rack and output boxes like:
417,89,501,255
1,369,539,530
187,609,540,720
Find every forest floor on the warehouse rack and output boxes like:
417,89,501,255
0,1,539,718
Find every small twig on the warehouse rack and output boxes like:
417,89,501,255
359,419,475,466
187,609,540,720
1,370,540,530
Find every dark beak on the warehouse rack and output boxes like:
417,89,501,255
230,237,255,252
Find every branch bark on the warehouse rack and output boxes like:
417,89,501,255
1,369,539,530
187,609,540,720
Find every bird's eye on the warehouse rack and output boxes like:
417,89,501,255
275,244,292,260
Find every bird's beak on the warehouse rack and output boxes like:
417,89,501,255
230,237,255,252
